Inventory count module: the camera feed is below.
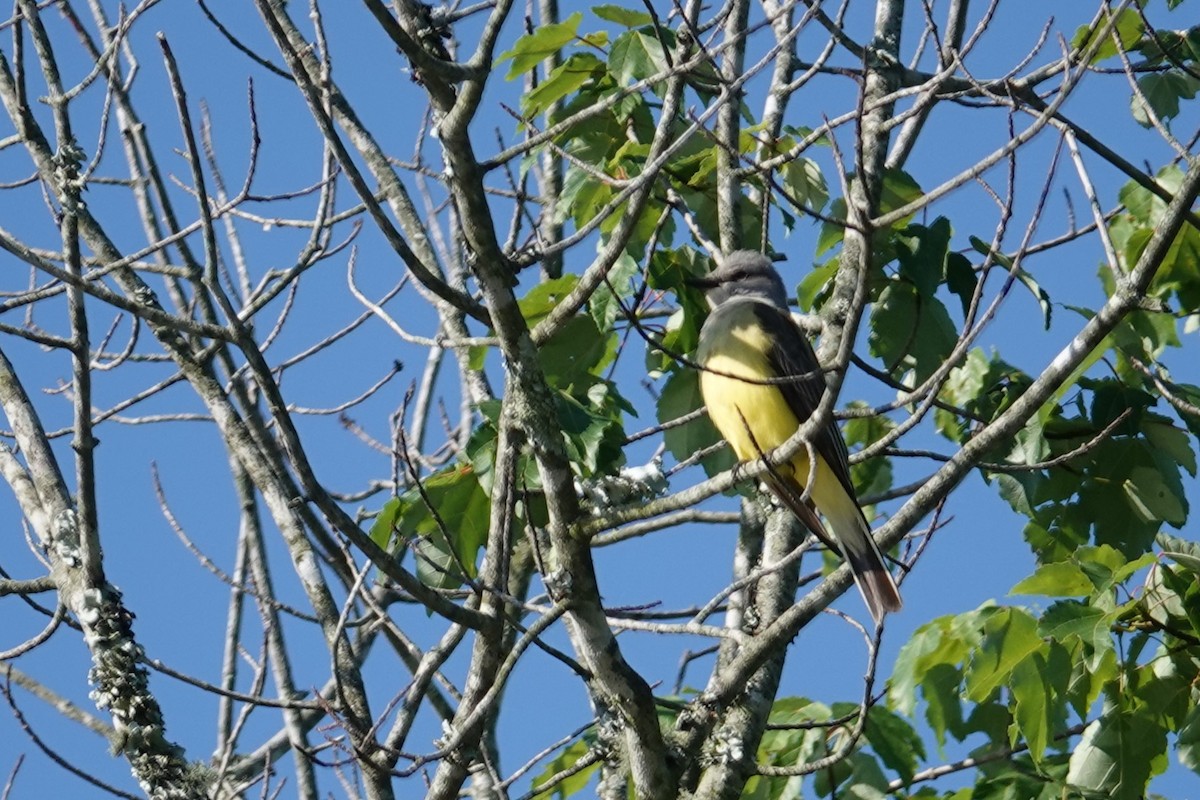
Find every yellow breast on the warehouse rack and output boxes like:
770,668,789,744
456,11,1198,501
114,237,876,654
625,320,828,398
696,301,810,479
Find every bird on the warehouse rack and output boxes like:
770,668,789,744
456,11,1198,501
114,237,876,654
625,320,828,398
689,250,902,624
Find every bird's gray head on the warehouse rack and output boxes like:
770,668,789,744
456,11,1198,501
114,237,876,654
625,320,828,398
689,250,790,310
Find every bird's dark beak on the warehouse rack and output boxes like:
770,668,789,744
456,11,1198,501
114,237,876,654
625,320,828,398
684,274,718,290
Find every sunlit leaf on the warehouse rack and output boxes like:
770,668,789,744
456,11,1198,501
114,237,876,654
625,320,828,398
797,260,838,311
1037,600,1114,673
520,275,580,324
609,29,670,86
531,737,599,798
965,607,1043,702
589,251,641,332
879,169,924,221
782,157,829,214
1010,645,1070,765
369,497,402,549
591,4,652,27
393,465,490,590
499,12,584,78
1011,562,1094,597
1159,531,1200,575
522,52,604,118
1070,8,1143,64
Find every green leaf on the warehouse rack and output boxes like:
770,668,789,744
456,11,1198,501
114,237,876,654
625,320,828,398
816,197,848,256
555,386,626,477
814,750,889,799
965,608,1042,702
895,217,952,298
1010,646,1070,765
750,697,831,798
1075,442,1174,558
591,4,653,27
1133,650,1195,730
531,737,599,798
411,527,461,589
369,497,403,549
1115,165,1200,308
968,237,1052,328
815,169,922,256
782,156,829,214
863,706,925,783
964,699,1013,746
1134,20,1199,57
466,421,498,495
1012,270,1053,330
539,315,617,390
889,622,945,718
1011,562,1095,597
397,465,490,590
589,251,641,332
945,252,978,318
1008,413,1050,467
1124,463,1187,525
868,281,958,384
797,260,838,311
995,473,1039,518
1112,309,1182,364
1037,600,1114,674
1131,70,1200,128
1119,165,1185,227
1144,419,1197,477
1159,531,1200,575
1067,701,1166,800
467,343,489,372
1087,379,1152,431
1165,550,1200,577
921,664,967,749
657,368,734,477
843,402,895,501
1070,8,1143,64
499,12,584,79
522,52,604,118
878,169,924,221
609,29,670,86
937,348,1005,440
1172,383,1200,438
889,608,992,726
1179,705,1200,774
973,753,1073,799
557,164,615,227
520,275,580,324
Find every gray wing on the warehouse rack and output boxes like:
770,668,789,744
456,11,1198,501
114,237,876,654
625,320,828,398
752,304,860,503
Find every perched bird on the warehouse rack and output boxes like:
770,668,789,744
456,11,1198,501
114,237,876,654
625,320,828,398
690,250,902,624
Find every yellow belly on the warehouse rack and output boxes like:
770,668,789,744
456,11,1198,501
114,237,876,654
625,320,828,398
699,349,853,512
696,304,813,485
702,357,802,458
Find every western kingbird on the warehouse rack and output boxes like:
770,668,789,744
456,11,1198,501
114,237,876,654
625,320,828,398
690,251,902,624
